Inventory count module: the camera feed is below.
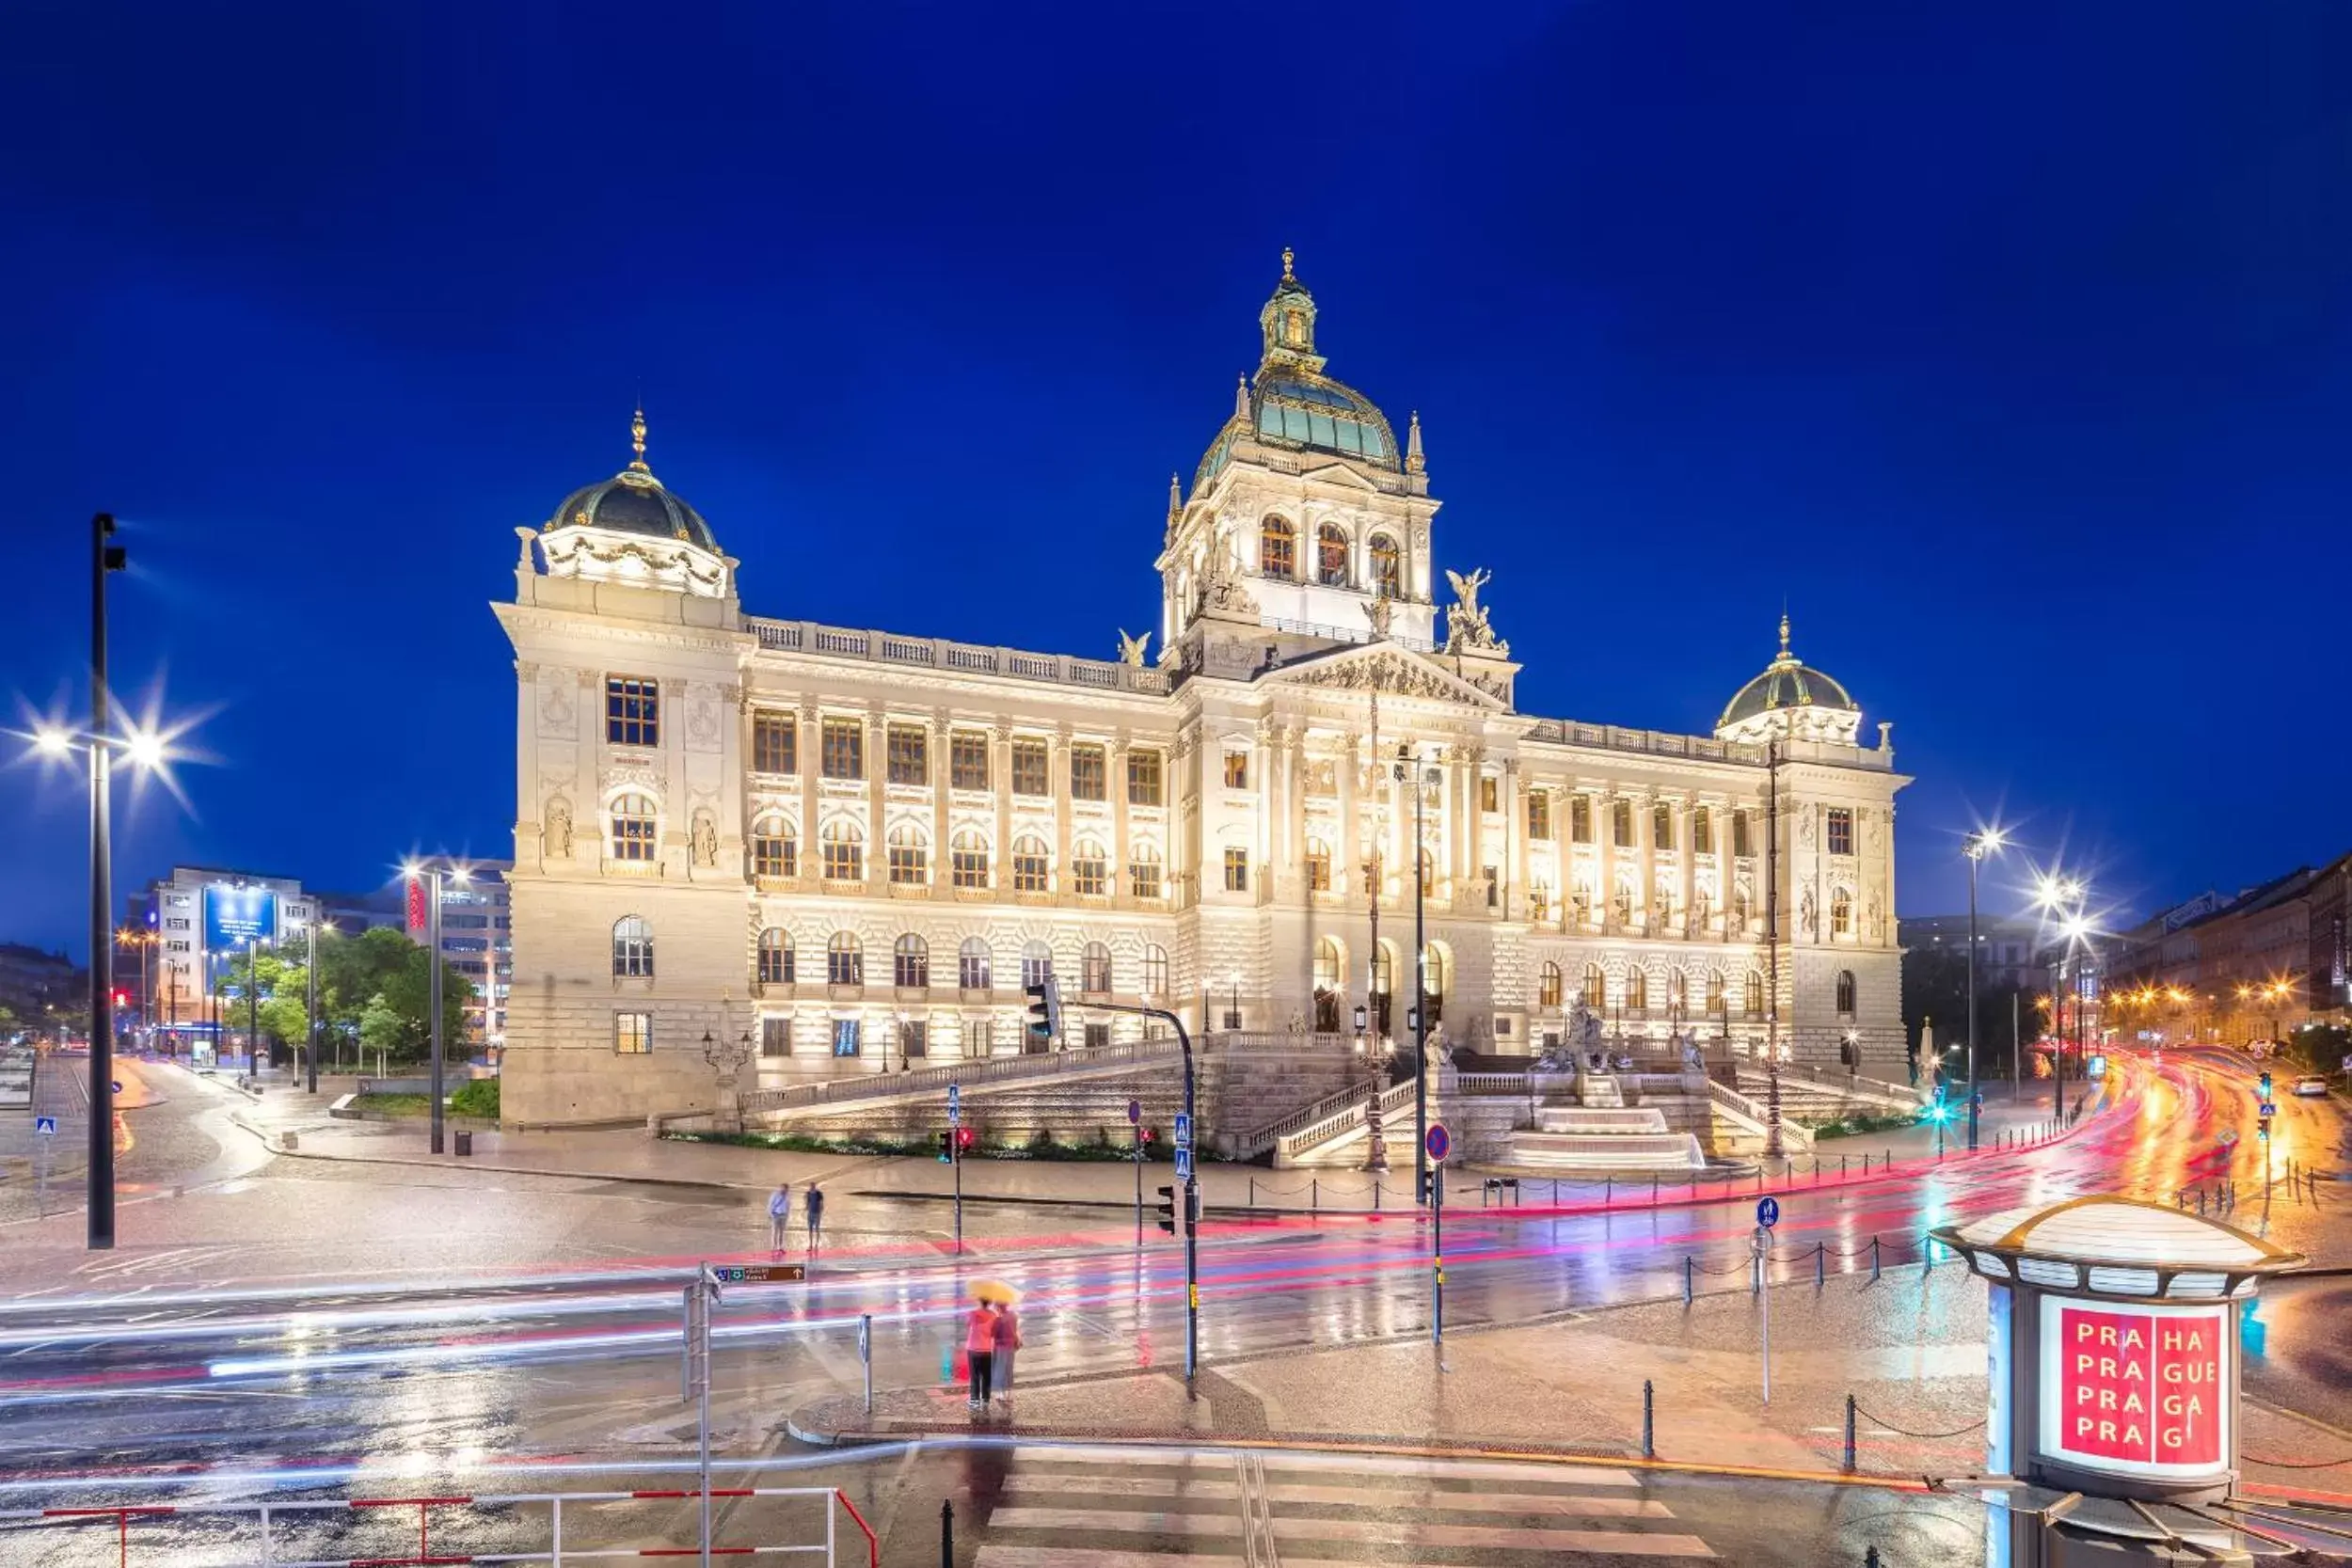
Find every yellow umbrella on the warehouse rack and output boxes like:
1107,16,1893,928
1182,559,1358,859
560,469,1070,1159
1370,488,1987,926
971,1279,1019,1305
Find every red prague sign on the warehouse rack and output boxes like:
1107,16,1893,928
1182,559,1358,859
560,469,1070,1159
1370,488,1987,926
2039,1299,2229,1478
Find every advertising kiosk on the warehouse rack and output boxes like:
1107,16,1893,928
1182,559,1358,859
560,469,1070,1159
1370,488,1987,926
1932,1196,2306,1564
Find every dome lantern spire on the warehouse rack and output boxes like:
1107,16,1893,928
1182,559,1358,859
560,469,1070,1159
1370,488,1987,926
628,405,651,475
1259,247,1324,372
1778,611,1792,658
1406,410,1425,474
1281,245,1295,283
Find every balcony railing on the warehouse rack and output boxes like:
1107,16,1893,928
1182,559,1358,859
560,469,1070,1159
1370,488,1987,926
750,618,1171,696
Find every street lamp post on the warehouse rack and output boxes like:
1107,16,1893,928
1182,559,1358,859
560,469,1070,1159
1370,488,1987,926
245,933,265,1077
403,860,469,1155
1963,827,2006,1150
85,513,127,1250
1394,744,1437,1205
298,918,332,1095
1226,971,1242,1032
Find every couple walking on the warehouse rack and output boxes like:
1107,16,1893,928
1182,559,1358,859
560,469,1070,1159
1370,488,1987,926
767,1180,824,1254
963,1293,1022,1410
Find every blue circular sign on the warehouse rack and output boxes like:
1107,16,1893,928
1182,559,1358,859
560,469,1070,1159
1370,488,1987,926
1756,1196,1781,1228
1425,1123,1451,1164
1126,1098,1141,1124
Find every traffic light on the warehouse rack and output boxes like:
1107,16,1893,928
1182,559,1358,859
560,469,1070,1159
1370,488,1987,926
1156,1184,1180,1236
956,1126,975,1153
2259,1070,2273,1101
1024,975,1063,1044
937,1132,953,1164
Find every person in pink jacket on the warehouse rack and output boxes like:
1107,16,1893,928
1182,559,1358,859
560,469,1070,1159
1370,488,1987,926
963,1301,998,1410
991,1301,1023,1404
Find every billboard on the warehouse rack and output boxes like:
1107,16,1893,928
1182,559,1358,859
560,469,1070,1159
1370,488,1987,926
202,884,279,950
2037,1296,2228,1481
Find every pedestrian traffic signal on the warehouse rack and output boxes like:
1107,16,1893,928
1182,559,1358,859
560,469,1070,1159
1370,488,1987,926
1156,1184,1180,1236
1024,975,1063,1043
937,1132,953,1164
956,1125,976,1152
2260,1070,2273,1100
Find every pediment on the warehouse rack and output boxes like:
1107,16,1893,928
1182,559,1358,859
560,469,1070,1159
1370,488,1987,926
1269,643,1509,709
1295,460,1382,493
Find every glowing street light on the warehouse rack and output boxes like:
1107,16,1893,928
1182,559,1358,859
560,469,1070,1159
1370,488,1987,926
401,857,472,1154
1962,825,2007,1150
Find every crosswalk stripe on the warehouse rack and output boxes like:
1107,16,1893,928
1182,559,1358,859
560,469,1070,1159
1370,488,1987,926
976,1552,1245,1568
1017,1444,1644,1488
988,1508,1241,1536
1002,1476,1671,1519
1267,1515,1715,1556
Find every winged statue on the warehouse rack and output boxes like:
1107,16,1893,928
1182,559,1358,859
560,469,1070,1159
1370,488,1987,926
1116,628,1152,667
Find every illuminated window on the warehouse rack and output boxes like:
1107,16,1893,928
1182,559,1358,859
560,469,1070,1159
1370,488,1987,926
1692,808,1713,856
605,677,660,747
613,1010,652,1053
958,937,992,990
612,915,654,978
1142,944,1168,997
756,928,793,985
1653,804,1676,852
1223,847,1249,893
1316,523,1349,586
1744,970,1766,1018
1481,775,1500,814
1836,969,1857,1014
1071,839,1108,896
1305,837,1332,893
1832,886,1853,938
1129,844,1164,900
751,816,795,879
1070,744,1106,802
1082,942,1111,994
1010,738,1048,797
887,823,928,884
827,931,863,987
1625,969,1648,1011
1668,969,1688,1011
609,794,658,863
1127,750,1163,806
887,725,927,786
950,731,989,790
1706,970,1726,1013
1527,791,1552,841
950,830,989,889
1612,800,1635,847
1020,940,1054,989
1312,937,1341,992
1570,795,1593,844
1261,515,1295,579
1539,961,1563,1009
1011,835,1050,894
832,1019,861,1056
1223,751,1248,789
1370,534,1402,597
1826,808,1854,858
820,818,864,881
1733,812,1753,858
820,718,864,781
752,711,795,774
759,1016,791,1056
894,934,929,989
1582,963,1605,1010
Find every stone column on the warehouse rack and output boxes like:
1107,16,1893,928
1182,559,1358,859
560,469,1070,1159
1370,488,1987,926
1051,722,1073,898
1678,798,1697,939
799,699,819,876
992,721,1014,895
1111,729,1132,903
1504,756,1526,922
1337,735,1360,905
931,716,952,889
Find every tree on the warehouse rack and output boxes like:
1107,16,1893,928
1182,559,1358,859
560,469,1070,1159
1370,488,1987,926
316,927,472,1063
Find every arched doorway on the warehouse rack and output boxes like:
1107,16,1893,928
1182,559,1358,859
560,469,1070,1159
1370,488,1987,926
1311,937,1344,1033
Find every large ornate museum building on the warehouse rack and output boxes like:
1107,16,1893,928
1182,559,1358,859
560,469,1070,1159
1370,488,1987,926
495,255,1908,1125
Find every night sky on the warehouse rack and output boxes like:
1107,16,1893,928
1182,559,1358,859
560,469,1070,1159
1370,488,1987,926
6,2,2347,959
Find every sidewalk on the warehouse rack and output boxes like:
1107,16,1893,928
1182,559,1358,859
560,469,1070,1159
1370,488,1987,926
788,1261,2352,1499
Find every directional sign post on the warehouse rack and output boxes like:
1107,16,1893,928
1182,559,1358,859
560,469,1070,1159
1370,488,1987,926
1427,1123,1451,1349
1756,1196,1780,1229
32,1117,56,1136
1175,1147,1193,1180
947,1083,963,1254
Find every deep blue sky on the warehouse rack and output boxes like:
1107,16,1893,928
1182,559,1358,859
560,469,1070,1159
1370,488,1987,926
6,1,2347,959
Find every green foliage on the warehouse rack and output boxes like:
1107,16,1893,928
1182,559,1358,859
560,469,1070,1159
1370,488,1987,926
350,1092,431,1116
448,1079,501,1118
1803,1107,1926,1140
668,1128,1191,1162
313,927,473,1061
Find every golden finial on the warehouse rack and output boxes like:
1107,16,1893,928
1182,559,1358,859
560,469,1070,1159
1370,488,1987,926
1281,246,1295,282
628,405,650,473
1778,611,1791,656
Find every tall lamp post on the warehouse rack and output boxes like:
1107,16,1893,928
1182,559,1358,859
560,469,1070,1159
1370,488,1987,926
2035,874,2088,1119
244,932,269,1077
1963,827,2007,1150
403,860,470,1155
291,916,333,1094
1394,744,1438,1205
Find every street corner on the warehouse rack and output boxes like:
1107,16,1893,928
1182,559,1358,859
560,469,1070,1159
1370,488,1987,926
789,1370,1223,1449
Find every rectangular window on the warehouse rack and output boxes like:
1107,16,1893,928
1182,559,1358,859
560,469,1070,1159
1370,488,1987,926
1826,807,1854,858
1653,804,1677,852
887,725,928,786
1084,1022,1111,1050
832,1019,861,1057
950,732,989,791
1223,751,1248,790
901,1021,927,1058
1480,775,1500,814
759,1016,791,1057
1070,743,1106,801
887,837,926,884
1570,795,1593,844
1223,847,1249,893
1129,855,1163,900
961,1019,992,1058
1011,844,1049,894
821,718,864,781
1127,749,1163,806
951,839,988,889
1526,792,1552,841
605,677,660,748
1692,808,1712,856
1733,812,1753,859
1010,738,1049,797
1071,852,1107,896
1612,800,1634,847
752,711,796,774
1305,844,1331,893
614,1010,652,1054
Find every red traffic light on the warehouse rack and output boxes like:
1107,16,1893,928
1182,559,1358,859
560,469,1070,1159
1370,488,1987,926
955,1126,975,1149
111,990,128,1007
1140,1126,1155,1142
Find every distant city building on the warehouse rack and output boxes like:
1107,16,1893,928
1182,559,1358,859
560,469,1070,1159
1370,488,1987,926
2100,854,2352,1039
315,885,406,937
405,862,513,1050
129,867,319,1041
1896,914,2049,992
0,942,86,1041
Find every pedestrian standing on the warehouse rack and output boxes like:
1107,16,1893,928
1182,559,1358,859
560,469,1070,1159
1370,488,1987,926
964,1300,998,1410
805,1182,826,1254
991,1299,1022,1404
767,1180,792,1256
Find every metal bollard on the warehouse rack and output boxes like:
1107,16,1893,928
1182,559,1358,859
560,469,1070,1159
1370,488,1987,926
2197,1188,2207,1215
1683,1255,1693,1307
1374,1177,1381,1212
1311,1178,1318,1213
1249,1176,1256,1207
1923,1236,1934,1276
1605,1176,1613,1207
941,1499,955,1568
1843,1392,1857,1472
1816,1242,1825,1288
1643,1378,1656,1458
1843,1154,1850,1180
1652,1174,1660,1206
1870,1235,1881,1281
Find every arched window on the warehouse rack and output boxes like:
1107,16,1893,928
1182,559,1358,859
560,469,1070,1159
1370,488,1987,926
1260,515,1295,579
1141,944,1168,997
1011,835,1050,894
1081,941,1112,994
950,829,990,889
1626,968,1648,1011
1831,886,1853,939
1369,533,1402,597
756,927,792,985
1070,838,1108,897
1836,969,1857,1015
1305,836,1332,893
1539,961,1564,1010
958,937,992,990
610,794,657,863
1612,874,1634,926
1744,970,1766,1019
1020,940,1055,989
1370,943,1394,997
1422,943,1451,1022
1128,842,1165,900
1315,522,1349,586
1417,847,1436,890
894,933,929,989
612,915,654,977
1311,936,1343,995
1706,969,1726,1014
1733,882,1753,927
887,823,928,884
1582,963,1606,1010
826,931,863,987
1667,969,1688,1011
820,818,864,881
751,816,796,879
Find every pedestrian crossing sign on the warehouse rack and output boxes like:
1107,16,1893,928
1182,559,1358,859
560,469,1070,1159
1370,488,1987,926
1175,1148,1193,1180
32,1117,56,1136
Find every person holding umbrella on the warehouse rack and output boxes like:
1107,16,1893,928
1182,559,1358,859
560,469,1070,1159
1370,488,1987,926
963,1296,999,1411
982,1281,1023,1405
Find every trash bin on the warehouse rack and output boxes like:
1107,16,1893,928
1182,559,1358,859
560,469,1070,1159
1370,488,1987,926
453,1131,473,1157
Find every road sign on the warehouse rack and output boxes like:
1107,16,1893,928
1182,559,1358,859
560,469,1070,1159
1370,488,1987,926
2217,1129,2239,1148
1126,1098,1141,1125
1174,1112,1193,1148
708,1263,806,1284
2342,1053,2351,1074
857,1314,870,1360
1425,1123,1451,1164
1756,1196,1781,1228
110,1081,122,1094
2259,1101,2277,1120
32,1117,56,1136
947,1084,961,1112
1175,1147,1194,1180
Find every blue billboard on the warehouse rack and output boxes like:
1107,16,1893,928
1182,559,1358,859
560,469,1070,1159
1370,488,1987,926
203,883,279,950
